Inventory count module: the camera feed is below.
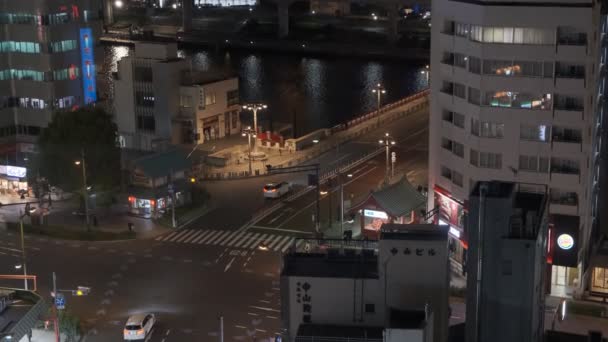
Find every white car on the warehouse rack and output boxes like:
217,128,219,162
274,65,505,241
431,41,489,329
263,182,290,199
123,313,155,340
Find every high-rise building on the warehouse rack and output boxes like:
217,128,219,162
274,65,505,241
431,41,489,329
0,0,103,150
429,0,594,296
465,181,548,342
0,0,103,188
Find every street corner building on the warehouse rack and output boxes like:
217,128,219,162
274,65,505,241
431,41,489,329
0,0,103,163
113,42,240,152
279,224,450,342
428,0,608,299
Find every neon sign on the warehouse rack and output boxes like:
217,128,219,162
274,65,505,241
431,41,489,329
363,209,388,219
79,28,97,104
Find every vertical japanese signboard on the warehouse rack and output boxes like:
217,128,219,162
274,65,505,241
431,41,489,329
79,28,97,104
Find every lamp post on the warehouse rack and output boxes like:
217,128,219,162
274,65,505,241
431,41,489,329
372,83,386,127
378,133,396,183
18,209,29,290
74,148,90,232
241,103,267,136
242,126,256,175
340,172,353,238
421,64,430,86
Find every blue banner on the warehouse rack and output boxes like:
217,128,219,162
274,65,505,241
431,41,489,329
79,28,97,104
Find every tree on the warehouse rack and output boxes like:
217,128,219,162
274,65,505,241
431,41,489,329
57,309,82,342
34,106,120,193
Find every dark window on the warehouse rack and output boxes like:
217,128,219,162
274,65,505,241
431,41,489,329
137,115,155,131
134,67,153,82
502,260,512,275
226,89,239,106
365,304,375,313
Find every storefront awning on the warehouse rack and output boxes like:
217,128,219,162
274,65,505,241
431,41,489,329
351,176,426,218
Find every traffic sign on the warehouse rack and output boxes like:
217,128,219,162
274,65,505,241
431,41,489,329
391,152,396,163
55,293,65,310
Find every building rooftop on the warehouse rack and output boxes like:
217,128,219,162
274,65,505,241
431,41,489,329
389,309,427,329
281,251,379,279
296,324,383,341
380,224,448,241
351,176,426,218
182,70,237,86
132,148,192,178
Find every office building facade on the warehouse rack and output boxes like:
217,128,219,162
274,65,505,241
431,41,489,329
429,0,594,296
0,0,102,191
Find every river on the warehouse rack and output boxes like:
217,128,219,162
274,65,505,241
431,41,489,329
102,45,428,137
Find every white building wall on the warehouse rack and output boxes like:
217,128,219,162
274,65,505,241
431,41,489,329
429,0,594,289
283,276,385,341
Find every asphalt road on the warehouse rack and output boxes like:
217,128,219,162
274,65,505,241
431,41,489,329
0,230,282,342
192,106,428,232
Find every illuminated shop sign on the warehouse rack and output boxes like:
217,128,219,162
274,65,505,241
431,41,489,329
79,28,97,104
557,234,574,250
363,209,388,219
439,219,462,239
0,165,27,178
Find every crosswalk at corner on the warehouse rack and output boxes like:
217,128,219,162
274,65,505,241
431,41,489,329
155,229,303,253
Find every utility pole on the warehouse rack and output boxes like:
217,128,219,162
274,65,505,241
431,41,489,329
77,148,90,232
372,83,386,127
219,315,224,342
378,133,395,184
169,169,176,229
19,211,27,290
52,272,60,342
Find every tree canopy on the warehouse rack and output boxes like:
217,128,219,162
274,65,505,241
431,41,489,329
35,106,120,192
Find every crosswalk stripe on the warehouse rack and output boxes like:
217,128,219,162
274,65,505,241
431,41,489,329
191,230,213,244
273,236,291,251
161,230,181,242
184,230,205,243
209,231,230,245
226,232,244,247
217,232,238,246
247,233,268,249
233,233,252,248
295,239,304,248
155,235,164,241
198,230,221,244
281,238,295,252
176,230,198,243
166,230,189,242
267,235,284,249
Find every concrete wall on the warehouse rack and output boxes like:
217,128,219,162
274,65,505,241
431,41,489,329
282,276,384,341
379,236,449,342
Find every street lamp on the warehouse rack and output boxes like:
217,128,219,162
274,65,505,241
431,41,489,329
340,172,353,237
241,126,256,175
74,148,90,232
372,83,386,126
421,64,430,86
379,133,396,183
241,103,267,135
114,0,123,8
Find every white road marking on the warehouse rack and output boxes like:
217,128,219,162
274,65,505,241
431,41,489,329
273,235,291,251
192,230,213,244
176,230,198,243
184,230,204,243
217,231,237,246
249,305,280,312
226,232,244,246
209,231,230,245
245,233,267,249
233,232,252,248
247,313,259,316
259,300,271,304
266,316,278,319
281,238,296,252
224,257,235,272
198,230,221,244
163,230,186,242
268,210,287,224
235,325,247,329
266,235,283,250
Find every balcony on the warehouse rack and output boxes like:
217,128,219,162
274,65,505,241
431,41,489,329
552,140,582,155
554,109,583,124
550,165,580,185
549,193,579,216
555,77,585,91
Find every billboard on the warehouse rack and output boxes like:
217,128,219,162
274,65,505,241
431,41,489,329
79,28,97,104
551,215,580,267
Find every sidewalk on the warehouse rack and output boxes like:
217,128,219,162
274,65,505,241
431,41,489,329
203,92,429,179
17,328,76,342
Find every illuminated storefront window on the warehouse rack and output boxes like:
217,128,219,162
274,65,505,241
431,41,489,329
592,267,608,294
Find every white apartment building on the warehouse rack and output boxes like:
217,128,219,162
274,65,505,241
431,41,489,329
114,42,240,151
429,0,594,296
0,0,102,190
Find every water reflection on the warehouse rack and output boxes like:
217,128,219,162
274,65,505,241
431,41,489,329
103,45,425,136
